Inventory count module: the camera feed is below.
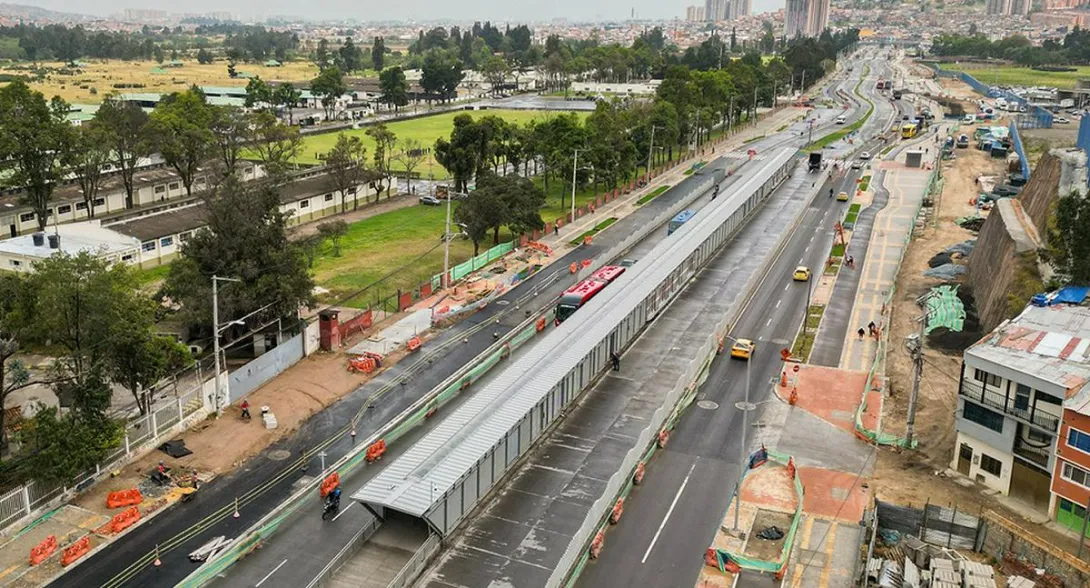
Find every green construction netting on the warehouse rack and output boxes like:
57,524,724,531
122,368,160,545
925,285,966,334
707,449,804,575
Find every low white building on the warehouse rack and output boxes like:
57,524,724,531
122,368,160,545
0,222,140,272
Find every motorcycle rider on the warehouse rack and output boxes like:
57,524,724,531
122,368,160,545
327,486,342,512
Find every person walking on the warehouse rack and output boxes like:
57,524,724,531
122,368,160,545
867,321,877,336
611,351,621,371
857,327,866,340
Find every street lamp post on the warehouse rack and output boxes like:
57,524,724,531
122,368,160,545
211,275,241,415
571,148,581,223
443,189,453,288
733,356,753,532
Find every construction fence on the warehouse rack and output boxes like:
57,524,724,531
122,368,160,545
925,64,1053,129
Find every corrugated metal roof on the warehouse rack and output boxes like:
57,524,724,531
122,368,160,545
353,147,797,518
967,305,1090,404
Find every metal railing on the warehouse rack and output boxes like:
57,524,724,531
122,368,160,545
1013,438,1052,469
959,379,1060,433
386,533,441,588
0,380,210,534
304,513,381,588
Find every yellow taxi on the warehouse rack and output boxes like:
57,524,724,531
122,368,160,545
793,266,812,282
837,191,849,201
730,338,755,360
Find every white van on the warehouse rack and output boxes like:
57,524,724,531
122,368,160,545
995,97,1008,110
835,115,847,124
963,114,976,124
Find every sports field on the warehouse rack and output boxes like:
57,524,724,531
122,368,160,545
936,63,1090,90
295,109,588,179
0,59,319,104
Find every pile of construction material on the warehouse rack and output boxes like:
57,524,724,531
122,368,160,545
867,534,1007,587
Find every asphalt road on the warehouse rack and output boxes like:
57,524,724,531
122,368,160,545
574,51,895,588
52,129,759,588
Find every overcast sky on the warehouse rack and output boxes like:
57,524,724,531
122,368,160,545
29,0,783,24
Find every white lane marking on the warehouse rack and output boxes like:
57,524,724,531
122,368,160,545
642,462,697,564
332,501,354,522
783,284,789,292
766,318,772,327
775,300,781,309
255,558,289,587
809,236,815,243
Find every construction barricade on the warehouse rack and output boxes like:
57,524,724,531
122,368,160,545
365,440,387,463
61,536,91,567
319,473,341,497
29,535,58,566
106,488,142,509
109,506,141,534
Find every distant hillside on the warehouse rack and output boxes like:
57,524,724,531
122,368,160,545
0,3,94,23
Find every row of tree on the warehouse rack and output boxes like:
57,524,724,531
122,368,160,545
930,28,1090,67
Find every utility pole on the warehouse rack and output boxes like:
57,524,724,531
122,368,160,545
752,86,758,127
728,95,735,132
211,275,240,416
802,279,813,343
801,70,806,93
571,148,581,223
904,309,928,446
807,119,814,147
733,358,754,532
645,126,657,185
442,189,453,288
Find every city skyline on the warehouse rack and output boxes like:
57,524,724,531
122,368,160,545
16,0,787,23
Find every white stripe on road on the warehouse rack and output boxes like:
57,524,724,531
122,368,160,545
332,501,354,522
775,300,781,309
766,318,772,327
255,558,288,587
642,462,697,564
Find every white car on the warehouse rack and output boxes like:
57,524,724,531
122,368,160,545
1055,116,1070,124
859,151,872,160
835,115,847,124
851,160,863,170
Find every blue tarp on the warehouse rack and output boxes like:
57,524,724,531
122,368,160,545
1031,286,1089,307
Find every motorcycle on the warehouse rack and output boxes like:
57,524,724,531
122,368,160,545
322,495,340,521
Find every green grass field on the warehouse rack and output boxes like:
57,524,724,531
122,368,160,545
937,63,1090,90
309,204,510,307
295,110,587,179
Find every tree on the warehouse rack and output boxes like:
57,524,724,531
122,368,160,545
372,36,385,71
26,366,122,485
324,133,373,212
481,54,509,96
453,188,506,255
435,114,482,193
366,124,397,198
209,106,251,174
244,76,273,109
0,81,73,232
227,61,237,78
150,88,216,196
108,327,192,414
311,66,347,120
421,50,463,103
1045,192,1090,285
162,174,316,334
0,273,40,452
338,37,363,72
379,66,409,113
90,96,151,209
274,82,302,125
393,139,426,192
316,38,331,69
317,219,349,256
197,47,214,64
65,124,111,219
478,173,545,243
249,110,302,175
23,251,142,382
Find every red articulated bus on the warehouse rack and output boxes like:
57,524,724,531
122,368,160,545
555,265,627,325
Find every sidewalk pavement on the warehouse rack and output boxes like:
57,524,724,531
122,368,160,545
841,129,947,372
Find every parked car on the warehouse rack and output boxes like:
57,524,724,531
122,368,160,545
419,195,442,206
1056,116,1070,124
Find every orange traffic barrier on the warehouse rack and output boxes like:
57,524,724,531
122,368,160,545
716,338,724,355
633,463,645,485
61,536,91,567
109,507,141,534
583,235,592,246
786,457,796,479
320,472,341,497
365,440,387,463
536,316,546,332
106,488,142,509
779,371,787,387
724,558,742,574
29,535,57,566
704,547,719,568
610,498,625,524
657,429,670,448
569,262,577,274
580,259,592,268
789,387,798,406
589,530,605,559
407,336,422,352
348,356,376,374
